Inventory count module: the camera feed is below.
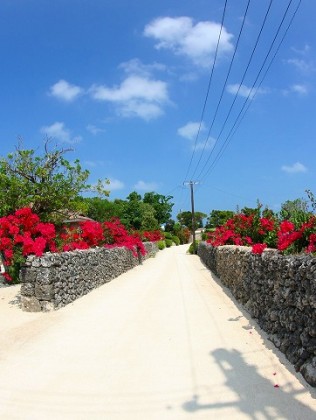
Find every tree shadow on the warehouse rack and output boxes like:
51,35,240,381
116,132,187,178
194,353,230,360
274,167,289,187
9,292,21,307
183,348,316,419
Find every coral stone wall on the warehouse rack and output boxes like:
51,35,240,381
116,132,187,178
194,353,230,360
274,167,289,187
198,242,316,387
20,242,157,312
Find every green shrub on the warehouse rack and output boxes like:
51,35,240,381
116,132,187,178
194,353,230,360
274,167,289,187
188,240,199,254
165,238,173,247
172,235,180,246
176,227,191,244
164,232,173,240
158,240,166,250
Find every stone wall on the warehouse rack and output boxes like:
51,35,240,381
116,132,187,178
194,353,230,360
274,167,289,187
20,242,158,312
198,242,316,387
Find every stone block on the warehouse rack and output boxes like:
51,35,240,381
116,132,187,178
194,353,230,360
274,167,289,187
21,296,41,312
20,282,35,297
35,284,54,300
41,301,55,312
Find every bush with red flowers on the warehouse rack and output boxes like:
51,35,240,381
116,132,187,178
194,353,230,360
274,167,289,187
206,212,316,255
0,208,57,282
0,209,164,283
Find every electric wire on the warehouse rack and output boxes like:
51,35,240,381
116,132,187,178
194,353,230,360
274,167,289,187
180,0,302,214
198,0,301,182
193,0,273,182
190,0,251,181
183,0,229,183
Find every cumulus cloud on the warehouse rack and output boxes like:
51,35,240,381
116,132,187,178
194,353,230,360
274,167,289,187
134,180,159,191
90,75,169,120
119,58,167,77
86,124,106,135
291,44,311,55
281,162,307,174
177,121,205,140
49,79,83,102
177,121,215,150
291,84,309,95
226,83,267,99
144,16,234,67
90,75,168,103
108,178,125,190
40,122,82,144
287,58,316,74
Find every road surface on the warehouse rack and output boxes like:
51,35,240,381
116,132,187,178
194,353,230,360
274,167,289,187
0,245,315,419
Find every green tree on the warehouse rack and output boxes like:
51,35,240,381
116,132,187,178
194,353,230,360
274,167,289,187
177,211,207,230
306,189,316,212
206,210,235,228
84,197,122,222
143,192,174,225
164,219,175,232
279,198,312,228
139,203,159,230
0,141,109,222
127,191,142,202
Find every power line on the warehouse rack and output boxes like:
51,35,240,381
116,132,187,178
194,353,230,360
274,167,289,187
199,0,302,182
190,0,251,180
194,0,274,181
183,0,229,183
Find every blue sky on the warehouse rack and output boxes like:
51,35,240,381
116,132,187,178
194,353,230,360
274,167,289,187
1,0,316,218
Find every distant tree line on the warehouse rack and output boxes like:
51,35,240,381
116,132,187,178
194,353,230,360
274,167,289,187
1,141,314,236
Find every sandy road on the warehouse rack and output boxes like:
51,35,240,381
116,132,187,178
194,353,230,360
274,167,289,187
0,244,315,419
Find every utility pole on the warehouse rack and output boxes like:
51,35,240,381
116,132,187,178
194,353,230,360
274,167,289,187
183,181,199,254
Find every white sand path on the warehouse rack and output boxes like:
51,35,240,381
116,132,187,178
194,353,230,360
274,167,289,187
0,245,315,419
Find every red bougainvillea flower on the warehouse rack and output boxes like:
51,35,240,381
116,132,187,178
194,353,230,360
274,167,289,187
252,243,267,254
36,223,56,240
277,231,302,251
260,218,275,232
279,220,295,234
2,272,12,282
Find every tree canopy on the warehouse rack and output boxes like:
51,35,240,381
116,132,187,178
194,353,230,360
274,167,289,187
206,210,235,229
143,192,174,225
0,141,109,222
85,191,174,231
177,210,207,230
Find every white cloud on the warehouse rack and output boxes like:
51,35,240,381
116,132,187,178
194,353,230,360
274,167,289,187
108,178,125,191
291,44,311,55
49,79,83,102
40,122,82,144
119,100,164,120
86,124,106,135
226,83,267,99
281,162,307,174
291,84,309,95
177,121,215,150
286,58,316,73
177,121,205,140
134,180,159,191
90,75,169,121
144,16,234,67
90,75,168,103
226,83,253,98
195,139,215,150
119,59,167,77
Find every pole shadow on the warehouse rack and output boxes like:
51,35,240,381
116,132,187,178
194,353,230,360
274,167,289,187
182,348,316,419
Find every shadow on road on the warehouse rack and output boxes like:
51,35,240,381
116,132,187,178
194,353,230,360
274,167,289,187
182,348,316,419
